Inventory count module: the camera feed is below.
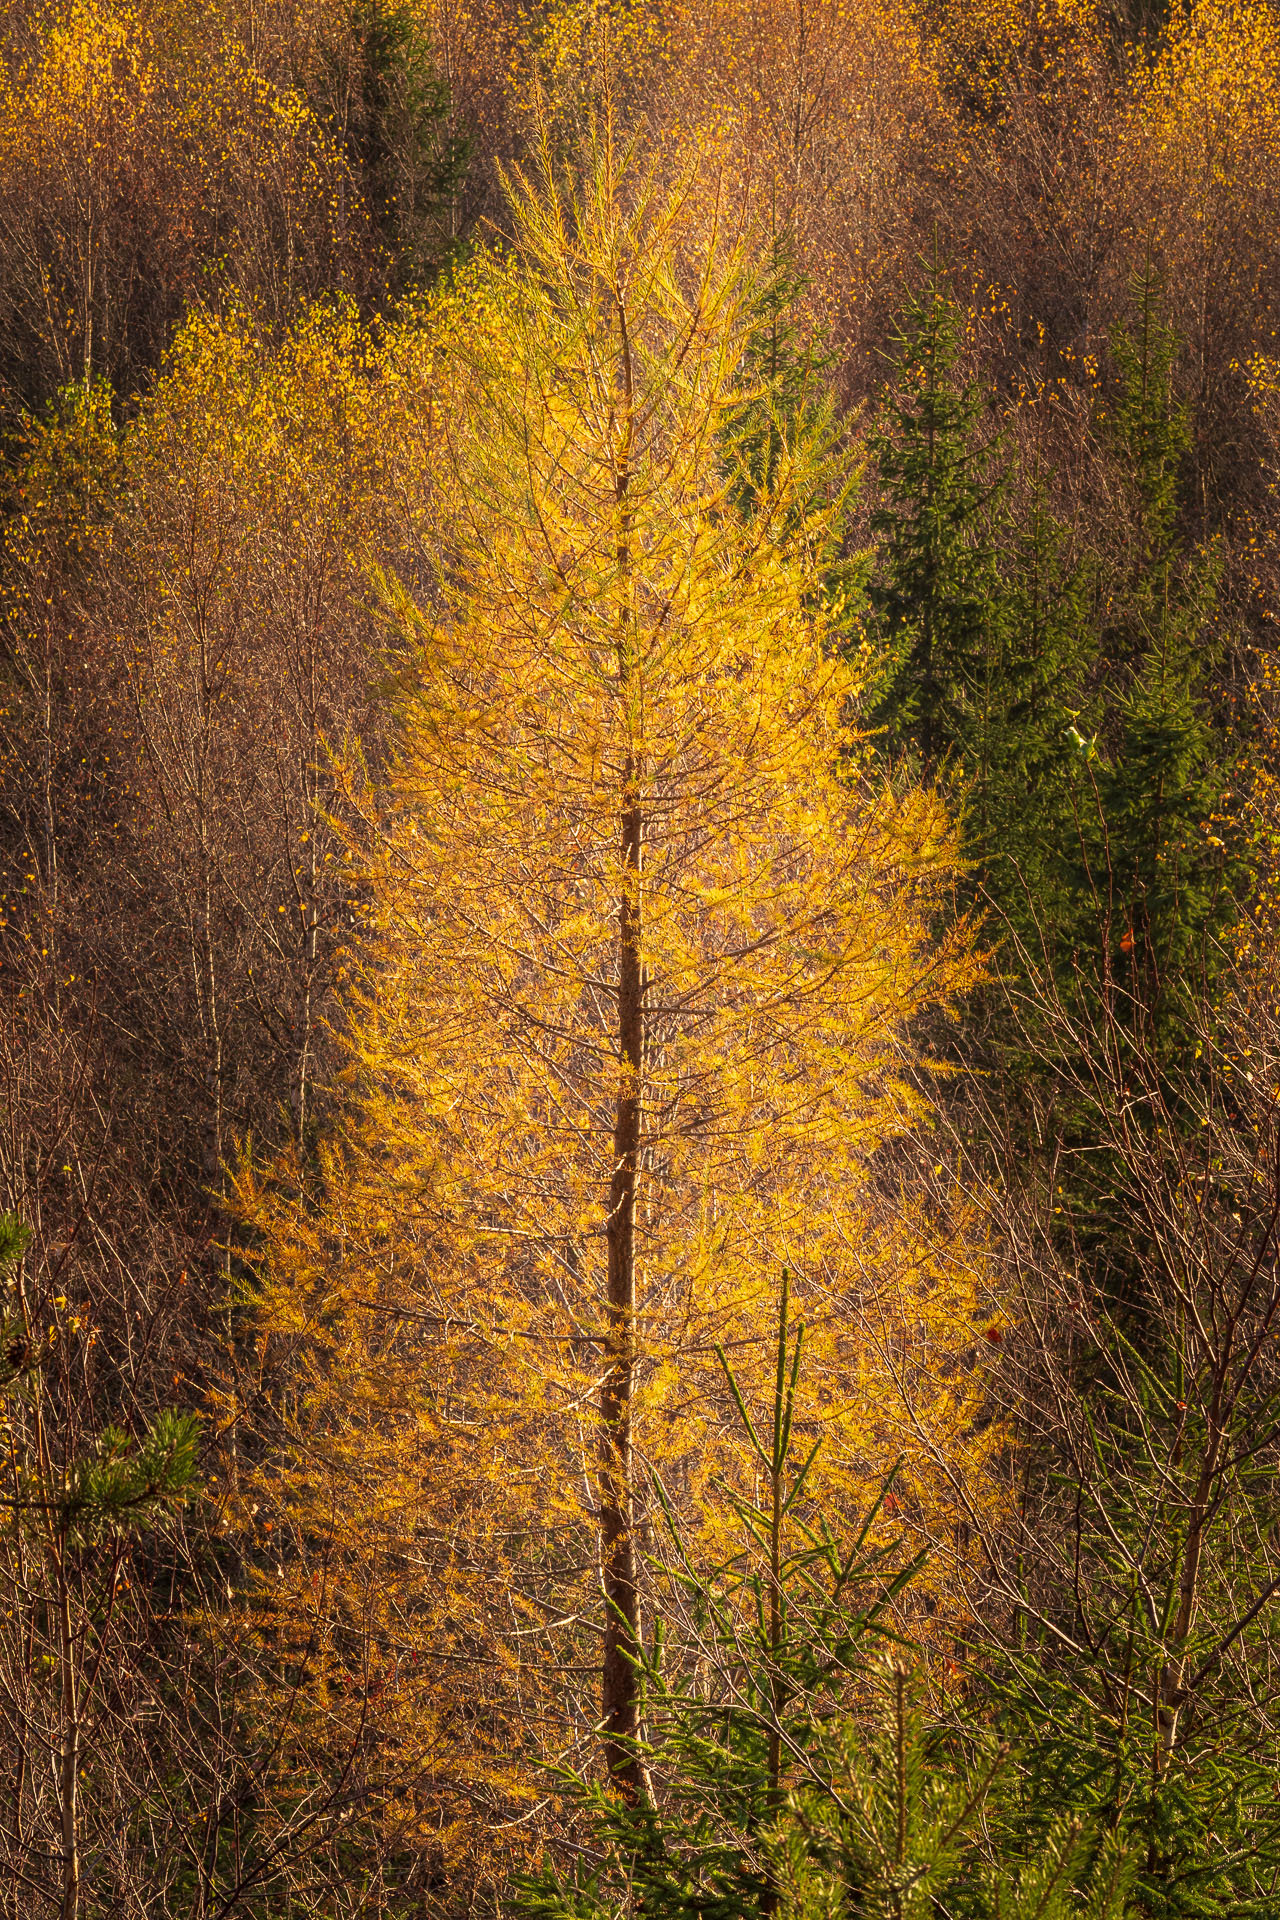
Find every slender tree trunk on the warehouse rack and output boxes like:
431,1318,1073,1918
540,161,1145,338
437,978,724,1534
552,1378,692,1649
1155,1431,1219,1772
30,1241,81,1920
57,1558,80,1920
23,1254,82,1920
601,768,642,1791
600,278,644,1797
760,1270,791,1919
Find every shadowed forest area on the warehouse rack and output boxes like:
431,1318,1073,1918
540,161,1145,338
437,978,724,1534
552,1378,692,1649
6,0,1280,1913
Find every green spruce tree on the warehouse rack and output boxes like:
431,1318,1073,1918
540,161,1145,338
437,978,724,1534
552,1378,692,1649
336,0,469,291
514,1276,1137,1920
867,281,1101,966
869,275,1239,1037
868,283,1005,772
978,489,1100,953
1083,277,1235,1017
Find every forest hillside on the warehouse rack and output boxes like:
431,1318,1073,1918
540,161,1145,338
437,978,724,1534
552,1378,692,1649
4,0,1280,1914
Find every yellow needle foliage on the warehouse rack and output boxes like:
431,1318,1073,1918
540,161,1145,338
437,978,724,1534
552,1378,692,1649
228,118,1002,1872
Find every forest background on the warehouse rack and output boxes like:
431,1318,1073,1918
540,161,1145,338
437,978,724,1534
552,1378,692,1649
5,0,1280,1914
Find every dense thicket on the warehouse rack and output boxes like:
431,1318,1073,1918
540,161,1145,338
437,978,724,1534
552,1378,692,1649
4,1,1280,1915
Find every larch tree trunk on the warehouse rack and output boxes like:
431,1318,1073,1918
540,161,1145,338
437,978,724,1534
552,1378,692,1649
600,281,644,1797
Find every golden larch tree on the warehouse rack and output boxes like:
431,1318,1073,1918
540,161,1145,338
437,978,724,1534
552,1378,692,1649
231,111,998,1858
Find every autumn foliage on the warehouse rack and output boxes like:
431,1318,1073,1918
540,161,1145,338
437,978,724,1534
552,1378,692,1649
4,0,1280,1915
